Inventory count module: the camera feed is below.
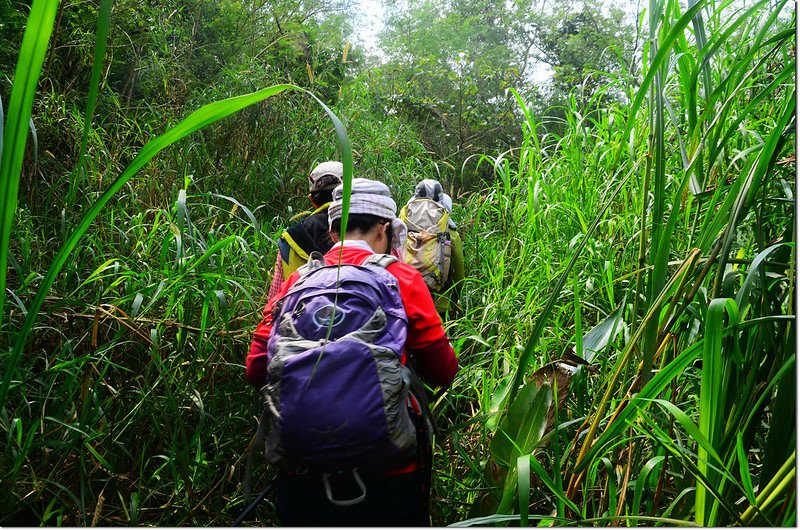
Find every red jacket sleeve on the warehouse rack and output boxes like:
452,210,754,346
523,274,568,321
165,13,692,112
388,261,459,388
246,272,298,389
407,335,459,388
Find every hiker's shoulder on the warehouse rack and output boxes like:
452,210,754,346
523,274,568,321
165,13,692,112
386,258,426,286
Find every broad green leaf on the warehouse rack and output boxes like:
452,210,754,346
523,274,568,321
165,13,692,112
517,455,530,526
489,379,551,467
485,373,512,432
697,297,739,526
581,303,625,362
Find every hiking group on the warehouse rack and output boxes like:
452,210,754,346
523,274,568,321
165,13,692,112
246,161,465,526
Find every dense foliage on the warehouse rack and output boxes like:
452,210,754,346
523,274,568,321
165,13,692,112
0,0,795,526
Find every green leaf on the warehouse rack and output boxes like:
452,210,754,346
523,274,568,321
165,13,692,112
581,303,625,362
528,453,582,517
0,0,59,331
601,458,617,517
696,297,739,525
489,379,551,467
67,0,112,206
485,373,512,432
517,455,530,526
646,398,727,474
84,441,114,473
632,456,665,517
734,242,792,312
735,432,756,506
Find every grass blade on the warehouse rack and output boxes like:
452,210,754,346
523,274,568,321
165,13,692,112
67,0,112,206
0,0,59,331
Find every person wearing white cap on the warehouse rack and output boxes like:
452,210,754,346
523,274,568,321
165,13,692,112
247,177,458,526
267,161,344,297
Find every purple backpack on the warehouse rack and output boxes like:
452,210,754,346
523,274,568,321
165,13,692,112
261,252,417,471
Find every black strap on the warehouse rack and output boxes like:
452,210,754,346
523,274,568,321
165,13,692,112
405,360,439,439
405,363,435,526
232,479,276,527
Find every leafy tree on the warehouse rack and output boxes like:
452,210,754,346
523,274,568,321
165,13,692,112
377,0,529,187
522,0,638,119
5,0,366,213
373,0,638,185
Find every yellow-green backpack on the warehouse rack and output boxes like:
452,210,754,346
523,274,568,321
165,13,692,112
399,198,452,292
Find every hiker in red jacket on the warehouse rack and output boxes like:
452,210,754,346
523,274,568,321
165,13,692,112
247,177,458,526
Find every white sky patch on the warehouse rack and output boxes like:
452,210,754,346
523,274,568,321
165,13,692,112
352,0,386,58
529,62,554,85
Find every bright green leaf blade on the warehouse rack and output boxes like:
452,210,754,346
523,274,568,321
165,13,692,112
517,455,530,526
0,0,59,330
736,432,757,506
489,379,551,466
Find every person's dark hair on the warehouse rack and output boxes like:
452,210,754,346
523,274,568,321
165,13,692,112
330,213,389,236
310,188,335,207
331,214,393,254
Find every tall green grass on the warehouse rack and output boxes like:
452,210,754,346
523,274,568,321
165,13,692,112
0,0,59,332
0,0,357,524
1,0,794,526
438,0,795,525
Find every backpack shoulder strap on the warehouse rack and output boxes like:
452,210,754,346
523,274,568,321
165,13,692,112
296,250,326,277
280,229,309,263
362,253,398,269
399,204,409,223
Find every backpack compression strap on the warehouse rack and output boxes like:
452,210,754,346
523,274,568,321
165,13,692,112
362,253,397,269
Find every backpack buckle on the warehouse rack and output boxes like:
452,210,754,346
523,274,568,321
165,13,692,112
322,469,367,507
